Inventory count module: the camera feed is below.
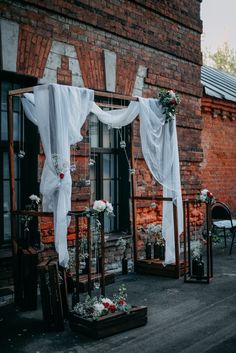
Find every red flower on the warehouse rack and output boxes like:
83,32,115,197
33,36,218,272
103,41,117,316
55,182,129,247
207,191,213,198
118,299,126,305
102,200,107,204
103,302,110,309
59,173,64,179
170,98,177,105
109,304,116,312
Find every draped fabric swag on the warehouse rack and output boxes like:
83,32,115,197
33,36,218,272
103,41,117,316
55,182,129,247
22,84,183,267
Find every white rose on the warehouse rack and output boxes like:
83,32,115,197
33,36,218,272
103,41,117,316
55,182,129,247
169,90,176,98
106,202,113,214
201,189,208,195
199,194,205,202
93,200,106,212
29,194,41,204
93,303,105,314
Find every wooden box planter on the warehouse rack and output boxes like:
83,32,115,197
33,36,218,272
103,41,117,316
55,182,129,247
135,259,185,278
69,306,147,339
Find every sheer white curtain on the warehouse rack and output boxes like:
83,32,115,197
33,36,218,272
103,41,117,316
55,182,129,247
139,98,183,264
92,98,183,264
22,84,94,267
22,84,182,267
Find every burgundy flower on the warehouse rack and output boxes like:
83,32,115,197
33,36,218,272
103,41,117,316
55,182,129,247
59,173,64,179
207,191,213,198
118,299,126,305
170,98,177,105
109,304,117,312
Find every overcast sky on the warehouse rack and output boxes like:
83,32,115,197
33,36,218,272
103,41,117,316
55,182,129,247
201,0,236,52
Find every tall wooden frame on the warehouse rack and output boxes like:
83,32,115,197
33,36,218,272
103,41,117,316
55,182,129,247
183,200,213,284
8,86,182,286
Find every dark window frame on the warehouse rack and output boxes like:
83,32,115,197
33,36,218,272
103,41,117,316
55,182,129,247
0,72,38,247
89,99,131,235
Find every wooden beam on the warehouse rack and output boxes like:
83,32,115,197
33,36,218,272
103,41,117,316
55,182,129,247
8,86,139,102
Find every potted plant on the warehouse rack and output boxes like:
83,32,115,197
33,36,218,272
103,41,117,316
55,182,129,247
191,241,204,279
143,223,165,261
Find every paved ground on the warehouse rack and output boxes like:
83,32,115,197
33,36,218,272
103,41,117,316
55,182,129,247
0,242,236,353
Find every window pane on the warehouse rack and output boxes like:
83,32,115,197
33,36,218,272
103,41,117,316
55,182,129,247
103,154,115,178
3,213,11,241
3,181,10,211
103,154,110,178
1,111,21,141
104,214,114,233
103,124,115,148
103,180,115,202
1,82,11,111
13,112,20,141
1,111,8,140
13,96,21,112
3,153,20,179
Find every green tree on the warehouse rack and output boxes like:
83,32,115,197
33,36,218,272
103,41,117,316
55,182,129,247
203,42,236,76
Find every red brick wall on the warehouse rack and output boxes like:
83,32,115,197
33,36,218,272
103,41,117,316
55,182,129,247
0,0,203,245
201,96,236,214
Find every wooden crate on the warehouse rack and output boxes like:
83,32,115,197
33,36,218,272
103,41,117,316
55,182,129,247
135,259,185,278
69,306,147,339
14,247,38,310
37,259,68,331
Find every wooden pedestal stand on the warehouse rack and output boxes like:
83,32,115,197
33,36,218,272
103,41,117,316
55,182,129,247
132,196,183,278
183,200,213,284
69,212,147,338
69,212,115,305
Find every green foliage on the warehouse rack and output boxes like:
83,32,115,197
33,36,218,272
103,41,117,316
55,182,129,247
204,42,236,76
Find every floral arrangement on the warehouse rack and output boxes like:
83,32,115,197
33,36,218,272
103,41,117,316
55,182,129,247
116,237,130,258
159,89,181,123
51,153,69,180
85,200,114,217
143,223,163,242
21,194,41,230
73,284,130,320
191,240,202,260
93,200,113,214
145,223,162,236
197,189,215,204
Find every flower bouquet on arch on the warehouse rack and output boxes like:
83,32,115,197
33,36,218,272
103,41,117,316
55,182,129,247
197,189,215,205
158,88,181,123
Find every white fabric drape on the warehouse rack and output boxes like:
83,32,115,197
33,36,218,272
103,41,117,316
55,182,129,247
22,84,94,267
138,98,183,263
93,98,183,264
22,84,183,267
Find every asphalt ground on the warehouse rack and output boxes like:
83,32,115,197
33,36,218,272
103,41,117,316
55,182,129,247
0,242,236,353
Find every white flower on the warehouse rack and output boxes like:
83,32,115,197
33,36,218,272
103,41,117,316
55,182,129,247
169,90,176,98
201,189,208,196
93,200,107,212
106,202,113,214
93,303,105,314
29,194,40,204
199,189,209,202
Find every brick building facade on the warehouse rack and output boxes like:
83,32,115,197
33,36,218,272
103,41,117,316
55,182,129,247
201,66,236,214
0,1,203,272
